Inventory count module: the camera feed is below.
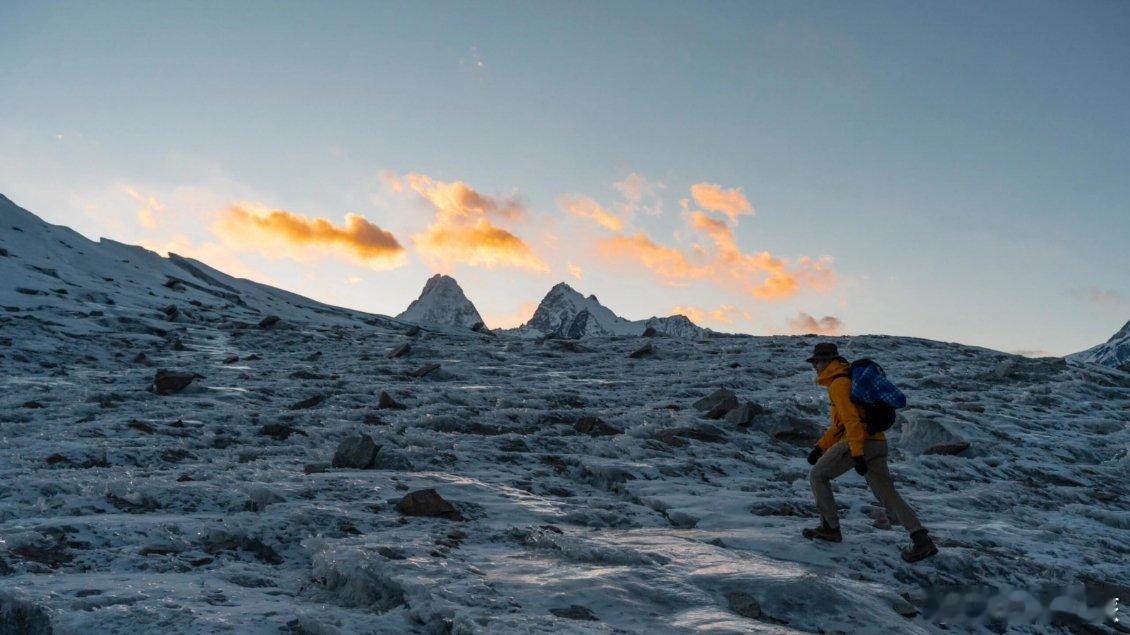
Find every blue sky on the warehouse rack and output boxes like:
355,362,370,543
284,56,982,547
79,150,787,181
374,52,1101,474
1,0,1127,354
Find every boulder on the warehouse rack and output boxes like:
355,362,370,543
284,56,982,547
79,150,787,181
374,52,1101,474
726,592,762,619
289,394,326,410
692,388,737,412
641,327,658,338
549,605,599,621
899,411,968,455
259,423,306,441
628,342,655,359
152,369,196,395
331,434,380,469
405,324,421,336
573,416,622,437
387,343,411,359
245,485,285,511
655,429,688,447
704,395,739,419
377,391,406,410
395,488,463,520
723,401,763,426
257,315,280,328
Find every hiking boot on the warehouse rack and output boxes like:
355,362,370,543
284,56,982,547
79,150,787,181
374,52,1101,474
802,520,842,543
901,529,938,563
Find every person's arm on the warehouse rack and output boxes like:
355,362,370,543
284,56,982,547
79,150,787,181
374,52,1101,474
828,377,866,456
815,401,841,451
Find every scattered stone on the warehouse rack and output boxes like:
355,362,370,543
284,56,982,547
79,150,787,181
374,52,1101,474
222,355,239,364
395,488,463,520
405,324,421,336
257,315,280,328
245,485,285,511
387,342,411,358
131,352,150,364
11,538,72,568
151,369,196,395
331,434,380,469
574,416,622,437
655,429,688,447
409,363,441,378
45,453,67,465
377,546,406,560
377,390,406,410
259,423,306,441
288,394,326,410
705,395,740,419
723,402,763,426
729,361,742,368
923,441,971,456
127,420,156,434
641,326,658,337
726,592,762,619
303,463,330,475
678,423,727,443
628,342,655,359
549,605,599,621
692,388,737,412
21,401,44,409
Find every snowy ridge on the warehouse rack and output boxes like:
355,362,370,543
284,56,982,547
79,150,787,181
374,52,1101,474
396,274,484,329
513,282,710,339
1069,319,1130,371
0,195,1127,633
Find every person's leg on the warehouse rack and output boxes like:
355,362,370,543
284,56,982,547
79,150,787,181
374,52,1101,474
862,441,924,534
809,441,854,529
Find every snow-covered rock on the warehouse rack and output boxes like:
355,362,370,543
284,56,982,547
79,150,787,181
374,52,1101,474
1070,319,1130,371
514,281,709,339
396,274,484,329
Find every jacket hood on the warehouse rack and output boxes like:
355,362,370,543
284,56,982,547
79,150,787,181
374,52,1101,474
816,358,850,387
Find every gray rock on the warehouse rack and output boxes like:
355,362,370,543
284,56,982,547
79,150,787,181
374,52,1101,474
377,391,406,410
692,388,736,412
704,394,740,419
408,363,441,378
549,605,599,621
628,342,655,359
395,488,463,520
574,416,622,437
288,394,326,410
723,401,763,426
726,591,761,619
922,441,971,456
387,342,411,358
245,485,285,511
257,315,280,328
152,369,196,395
331,434,380,469
899,411,968,455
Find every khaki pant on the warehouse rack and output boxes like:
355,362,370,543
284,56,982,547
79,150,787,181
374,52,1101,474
809,439,923,534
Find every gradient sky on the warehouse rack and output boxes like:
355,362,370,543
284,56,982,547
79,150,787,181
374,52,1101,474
2,0,1127,355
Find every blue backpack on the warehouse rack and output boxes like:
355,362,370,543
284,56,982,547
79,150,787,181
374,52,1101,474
837,359,907,434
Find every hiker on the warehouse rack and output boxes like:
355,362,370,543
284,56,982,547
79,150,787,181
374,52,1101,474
801,342,938,563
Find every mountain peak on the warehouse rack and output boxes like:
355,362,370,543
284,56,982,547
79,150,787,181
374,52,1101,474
397,274,484,329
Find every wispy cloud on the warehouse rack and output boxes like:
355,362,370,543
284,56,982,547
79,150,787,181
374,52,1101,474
1072,286,1123,305
214,202,406,269
689,182,753,223
785,311,843,335
557,195,624,231
568,263,584,279
123,186,166,230
385,171,547,272
614,173,665,217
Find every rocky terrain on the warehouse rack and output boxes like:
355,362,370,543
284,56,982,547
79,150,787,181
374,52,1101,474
1,195,1127,633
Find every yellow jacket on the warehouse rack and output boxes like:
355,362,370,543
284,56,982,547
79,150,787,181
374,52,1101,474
815,359,885,457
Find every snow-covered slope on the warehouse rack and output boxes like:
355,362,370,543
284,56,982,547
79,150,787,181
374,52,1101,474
515,282,709,339
0,194,397,336
1,196,1126,633
396,274,484,329
1070,319,1130,371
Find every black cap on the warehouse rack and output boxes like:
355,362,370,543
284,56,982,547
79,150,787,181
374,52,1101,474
805,342,840,363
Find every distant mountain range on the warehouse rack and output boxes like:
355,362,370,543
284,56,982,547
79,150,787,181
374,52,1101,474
3,192,1127,357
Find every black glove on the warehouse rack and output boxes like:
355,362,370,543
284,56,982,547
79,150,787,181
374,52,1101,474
806,446,823,465
853,456,868,476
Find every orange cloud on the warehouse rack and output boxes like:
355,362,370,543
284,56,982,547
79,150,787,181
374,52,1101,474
214,203,406,269
671,304,743,326
786,311,843,335
601,208,835,299
690,182,753,223
385,171,547,272
568,263,584,279
123,186,166,230
557,195,624,231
